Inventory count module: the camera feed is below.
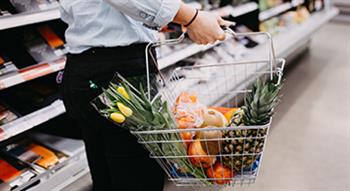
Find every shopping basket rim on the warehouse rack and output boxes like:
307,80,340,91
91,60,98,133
130,118,272,135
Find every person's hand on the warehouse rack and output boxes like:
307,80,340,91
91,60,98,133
186,11,228,45
173,4,232,45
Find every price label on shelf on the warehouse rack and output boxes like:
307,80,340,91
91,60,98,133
20,63,53,81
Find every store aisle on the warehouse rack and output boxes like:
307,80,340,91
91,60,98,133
63,22,350,191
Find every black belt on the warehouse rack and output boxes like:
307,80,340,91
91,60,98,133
68,43,152,59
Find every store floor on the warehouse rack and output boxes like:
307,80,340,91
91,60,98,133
63,22,350,191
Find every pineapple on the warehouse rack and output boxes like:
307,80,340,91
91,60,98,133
222,77,282,172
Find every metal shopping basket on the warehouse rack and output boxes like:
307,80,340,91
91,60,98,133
93,27,285,189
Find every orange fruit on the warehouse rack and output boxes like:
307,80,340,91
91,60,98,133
206,162,235,185
188,140,216,168
224,108,239,122
180,131,194,146
209,107,231,114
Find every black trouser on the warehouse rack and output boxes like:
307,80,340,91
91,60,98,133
61,44,164,191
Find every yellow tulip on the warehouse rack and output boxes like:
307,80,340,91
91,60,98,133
110,112,126,123
117,86,130,100
117,102,133,117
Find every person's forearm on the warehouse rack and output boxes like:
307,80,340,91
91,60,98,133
172,3,197,26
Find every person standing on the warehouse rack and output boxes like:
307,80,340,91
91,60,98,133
59,0,228,190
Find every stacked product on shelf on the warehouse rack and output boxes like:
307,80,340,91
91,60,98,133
0,154,35,190
0,101,19,126
0,20,67,89
0,132,86,191
2,138,68,171
260,6,311,34
22,25,66,64
0,75,60,115
260,0,285,11
305,0,324,12
9,0,59,13
0,1,15,16
0,9,11,17
0,50,18,76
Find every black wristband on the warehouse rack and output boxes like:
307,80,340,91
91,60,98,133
184,9,199,27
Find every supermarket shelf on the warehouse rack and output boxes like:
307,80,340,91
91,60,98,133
272,7,339,59
259,0,305,21
0,8,60,30
214,8,339,106
0,99,66,142
212,2,259,17
0,57,66,90
334,0,350,6
158,42,221,69
334,0,350,14
11,135,89,191
244,8,339,68
27,136,89,191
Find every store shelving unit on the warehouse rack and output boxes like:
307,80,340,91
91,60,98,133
0,57,65,90
213,1,259,17
0,4,87,191
0,8,60,30
271,7,339,59
333,0,350,16
0,99,65,142
10,134,89,191
259,0,305,21
214,7,339,106
158,42,221,69
159,7,338,70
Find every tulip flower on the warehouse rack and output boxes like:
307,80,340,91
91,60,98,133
110,112,126,123
117,102,133,117
117,86,130,100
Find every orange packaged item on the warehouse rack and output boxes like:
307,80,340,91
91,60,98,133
37,25,64,49
173,92,205,129
27,144,59,169
0,159,21,182
0,56,4,65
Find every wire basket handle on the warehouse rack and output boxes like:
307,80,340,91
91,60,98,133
144,27,279,100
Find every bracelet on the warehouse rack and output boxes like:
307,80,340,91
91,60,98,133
184,9,199,27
